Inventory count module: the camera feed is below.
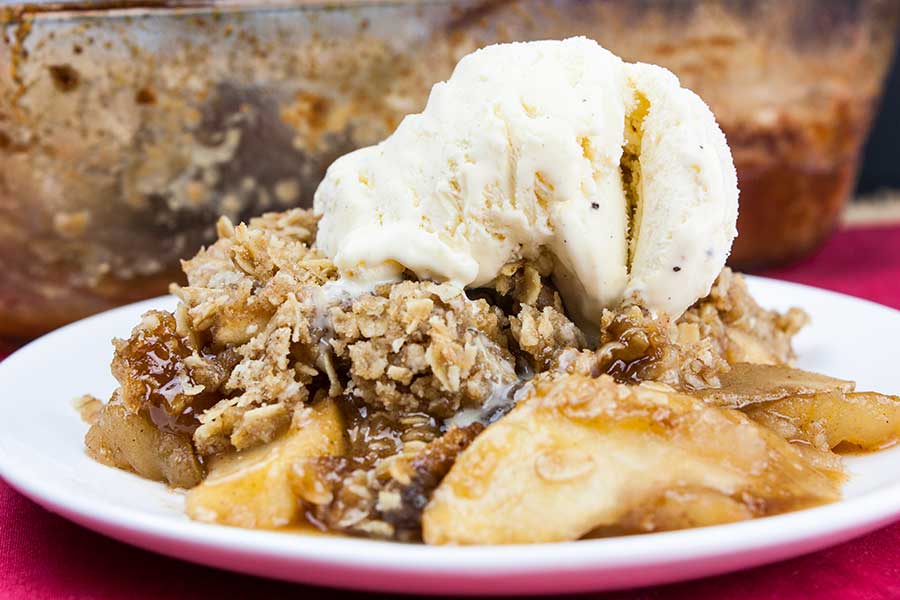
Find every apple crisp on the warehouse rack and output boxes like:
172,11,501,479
83,208,900,543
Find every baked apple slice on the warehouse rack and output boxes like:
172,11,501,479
423,374,840,545
186,396,345,528
744,391,900,452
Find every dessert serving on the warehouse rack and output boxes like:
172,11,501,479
79,38,900,544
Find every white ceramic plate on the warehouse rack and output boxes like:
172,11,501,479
1,276,899,596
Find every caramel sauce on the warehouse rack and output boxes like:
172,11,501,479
114,311,231,436
275,521,333,537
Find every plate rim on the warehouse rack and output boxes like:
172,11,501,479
2,275,900,594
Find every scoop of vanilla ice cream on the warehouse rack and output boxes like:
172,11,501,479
314,37,738,323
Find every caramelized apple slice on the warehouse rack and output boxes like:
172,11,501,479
423,375,840,545
743,391,900,452
85,394,203,488
695,363,854,408
186,397,345,528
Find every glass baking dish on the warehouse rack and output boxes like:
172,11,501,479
1,0,897,337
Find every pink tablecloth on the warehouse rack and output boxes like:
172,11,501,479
3,224,900,600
